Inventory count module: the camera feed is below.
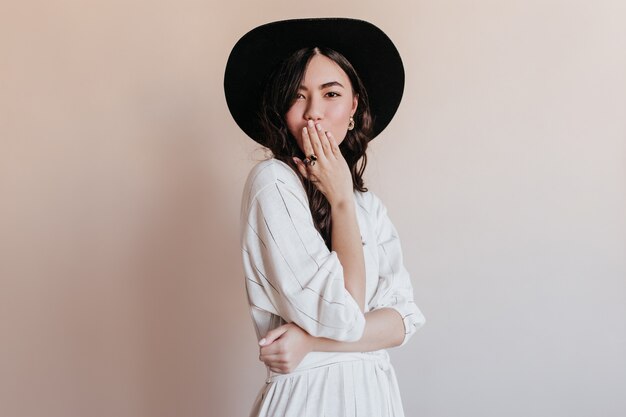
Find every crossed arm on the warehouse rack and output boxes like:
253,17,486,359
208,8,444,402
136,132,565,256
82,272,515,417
259,307,405,374
247,167,424,373
259,196,405,374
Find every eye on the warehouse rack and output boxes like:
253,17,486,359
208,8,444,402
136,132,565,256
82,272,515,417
325,91,341,98
294,92,305,100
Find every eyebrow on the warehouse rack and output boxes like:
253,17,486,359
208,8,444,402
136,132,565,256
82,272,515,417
298,81,345,91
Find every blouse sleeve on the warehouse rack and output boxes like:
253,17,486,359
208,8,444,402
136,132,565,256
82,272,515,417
242,180,366,342
369,194,426,347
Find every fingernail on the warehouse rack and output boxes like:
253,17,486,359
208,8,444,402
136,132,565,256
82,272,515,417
316,123,322,131
292,157,298,165
308,120,314,127
302,126,307,133
259,338,266,346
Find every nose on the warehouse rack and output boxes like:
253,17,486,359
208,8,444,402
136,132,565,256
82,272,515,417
303,96,323,121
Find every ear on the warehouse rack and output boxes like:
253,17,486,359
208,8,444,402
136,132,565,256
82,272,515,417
351,93,359,116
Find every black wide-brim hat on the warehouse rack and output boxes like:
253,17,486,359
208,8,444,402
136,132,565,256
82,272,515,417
224,18,405,145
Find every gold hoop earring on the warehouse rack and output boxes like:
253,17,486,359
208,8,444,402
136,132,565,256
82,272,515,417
347,116,355,131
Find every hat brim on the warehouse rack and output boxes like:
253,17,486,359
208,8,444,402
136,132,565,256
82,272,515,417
224,18,405,144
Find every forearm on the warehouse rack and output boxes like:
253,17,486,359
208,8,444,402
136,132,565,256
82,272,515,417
310,308,404,352
331,199,366,311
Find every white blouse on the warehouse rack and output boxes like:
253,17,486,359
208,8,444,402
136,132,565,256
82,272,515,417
240,158,425,374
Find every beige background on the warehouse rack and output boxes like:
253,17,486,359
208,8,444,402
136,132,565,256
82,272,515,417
1,1,625,416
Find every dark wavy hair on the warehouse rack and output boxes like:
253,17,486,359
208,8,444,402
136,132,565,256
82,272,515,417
258,46,373,250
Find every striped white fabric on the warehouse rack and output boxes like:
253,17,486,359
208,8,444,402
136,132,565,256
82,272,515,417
240,158,426,417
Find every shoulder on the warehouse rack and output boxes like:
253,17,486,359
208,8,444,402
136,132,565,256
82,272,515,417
242,158,305,207
354,188,384,216
354,189,395,238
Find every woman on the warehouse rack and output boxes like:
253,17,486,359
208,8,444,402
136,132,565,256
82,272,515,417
224,18,426,417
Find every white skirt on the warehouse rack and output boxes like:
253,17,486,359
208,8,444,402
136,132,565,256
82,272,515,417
249,351,406,417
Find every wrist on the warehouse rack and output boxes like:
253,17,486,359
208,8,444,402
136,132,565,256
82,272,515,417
307,333,322,352
330,196,355,211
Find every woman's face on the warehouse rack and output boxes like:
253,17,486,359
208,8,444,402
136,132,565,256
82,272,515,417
285,54,358,150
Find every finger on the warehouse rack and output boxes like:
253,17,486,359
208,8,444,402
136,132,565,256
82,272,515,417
260,355,277,367
301,125,315,158
260,324,289,346
263,358,281,368
319,128,333,157
292,157,308,178
260,353,285,365
306,120,326,159
265,362,288,373
326,131,342,158
260,342,282,355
